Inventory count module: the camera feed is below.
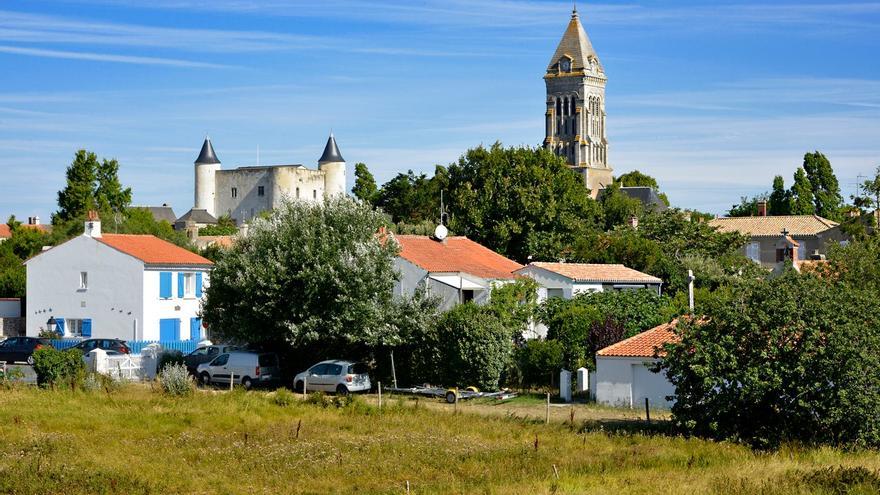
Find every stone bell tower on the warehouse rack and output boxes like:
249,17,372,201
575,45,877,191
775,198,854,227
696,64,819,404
544,7,613,197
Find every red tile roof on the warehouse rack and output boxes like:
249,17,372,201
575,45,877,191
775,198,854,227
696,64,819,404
0,223,50,239
521,262,662,284
597,320,680,358
98,234,212,266
395,235,522,280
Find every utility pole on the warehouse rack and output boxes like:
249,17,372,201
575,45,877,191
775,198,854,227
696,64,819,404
687,270,695,313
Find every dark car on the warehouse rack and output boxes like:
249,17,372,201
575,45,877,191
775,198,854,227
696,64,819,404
70,339,131,355
0,337,51,365
184,344,241,374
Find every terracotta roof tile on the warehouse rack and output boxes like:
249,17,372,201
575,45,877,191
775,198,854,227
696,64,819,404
708,215,839,237
98,234,212,266
395,235,522,280
0,224,9,239
521,262,662,284
597,320,680,358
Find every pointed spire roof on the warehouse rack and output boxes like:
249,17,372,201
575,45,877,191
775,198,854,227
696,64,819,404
194,137,220,165
546,7,603,76
318,133,344,163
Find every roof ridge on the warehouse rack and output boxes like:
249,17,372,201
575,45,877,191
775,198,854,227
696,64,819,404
597,320,677,357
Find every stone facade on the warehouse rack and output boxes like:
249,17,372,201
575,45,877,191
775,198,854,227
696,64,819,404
194,135,346,224
544,9,613,197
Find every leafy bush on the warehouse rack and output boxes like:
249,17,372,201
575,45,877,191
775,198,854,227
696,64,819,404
273,388,295,407
157,350,185,372
158,363,194,396
663,272,880,449
83,372,122,394
514,339,564,389
32,347,86,388
413,303,513,390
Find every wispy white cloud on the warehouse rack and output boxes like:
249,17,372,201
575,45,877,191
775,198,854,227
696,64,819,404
0,45,235,68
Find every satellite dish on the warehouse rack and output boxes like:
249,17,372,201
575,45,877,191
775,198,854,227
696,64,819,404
434,224,448,241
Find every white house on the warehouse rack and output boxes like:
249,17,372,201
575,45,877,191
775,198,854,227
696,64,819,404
393,234,523,310
25,215,213,342
595,320,678,409
515,262,662,303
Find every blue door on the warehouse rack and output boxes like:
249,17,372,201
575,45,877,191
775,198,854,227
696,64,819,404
159,319,180,341
190,318,201,341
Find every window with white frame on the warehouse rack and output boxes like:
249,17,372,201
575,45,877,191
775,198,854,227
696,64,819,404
66,319,83,337
183,273,196,298
79,271,88,290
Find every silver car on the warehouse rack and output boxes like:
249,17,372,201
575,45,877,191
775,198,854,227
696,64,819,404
196,351,280,390
293,360,370,395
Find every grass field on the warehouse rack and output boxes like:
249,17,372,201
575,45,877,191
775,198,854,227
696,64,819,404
1,385,880,494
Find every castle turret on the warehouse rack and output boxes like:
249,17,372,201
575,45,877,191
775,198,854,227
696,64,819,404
194,137,221,217
318,133,346,198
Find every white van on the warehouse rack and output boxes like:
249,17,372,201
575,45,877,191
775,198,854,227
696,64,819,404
196,351,280,390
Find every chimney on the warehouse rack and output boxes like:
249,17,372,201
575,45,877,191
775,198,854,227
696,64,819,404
84,210,102,238
628,215,639,229
757,200,768,217
32,216,39,225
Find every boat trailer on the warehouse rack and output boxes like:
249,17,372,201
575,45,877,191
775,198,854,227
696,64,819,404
384,385,518,404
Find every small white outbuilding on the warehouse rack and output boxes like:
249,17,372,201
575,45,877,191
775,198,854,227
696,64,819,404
595,320,678,409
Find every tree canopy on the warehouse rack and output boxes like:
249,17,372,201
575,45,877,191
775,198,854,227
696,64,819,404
803,151,843,220
202,197,403,350
445,143,603,263
55,150,131,223
351,162,379,204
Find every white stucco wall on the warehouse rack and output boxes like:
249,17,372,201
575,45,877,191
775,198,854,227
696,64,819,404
517,266,604,304
393,258,500,311
141,268,209,341
25,236,145,338
595,356,675,409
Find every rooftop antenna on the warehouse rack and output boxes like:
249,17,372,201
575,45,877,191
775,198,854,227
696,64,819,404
434,190,448,241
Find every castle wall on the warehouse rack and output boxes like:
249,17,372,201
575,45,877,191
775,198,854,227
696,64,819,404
270,167,326,207
215,168,274,224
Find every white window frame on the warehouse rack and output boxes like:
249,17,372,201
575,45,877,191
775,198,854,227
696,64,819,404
66,319,83,337
79,271,88,290
183,273,196,298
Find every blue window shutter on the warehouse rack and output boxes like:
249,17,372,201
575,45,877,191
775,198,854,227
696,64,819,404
177,273,185,298
174,319,181,340
195,273,203,298
160,319,179,341
81,319,92,337
159,272,172,299
55,318,65,337
190,318,201,341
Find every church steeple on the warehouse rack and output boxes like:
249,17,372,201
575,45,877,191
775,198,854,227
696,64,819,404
543,6,612,198
546,7,603,77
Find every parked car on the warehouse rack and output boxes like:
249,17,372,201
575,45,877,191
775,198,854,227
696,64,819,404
184,344,241,375
0,337,51,365
293,360,371,395
196,351,280,390
70,339,131,355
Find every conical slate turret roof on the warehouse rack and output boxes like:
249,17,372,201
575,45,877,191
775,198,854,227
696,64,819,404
318,133,344,163
546,8,603,74
194,137,221,165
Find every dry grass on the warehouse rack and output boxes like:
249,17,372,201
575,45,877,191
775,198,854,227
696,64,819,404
0,385,878,494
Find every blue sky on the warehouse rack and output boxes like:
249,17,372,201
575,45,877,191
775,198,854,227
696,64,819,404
1,0,879,220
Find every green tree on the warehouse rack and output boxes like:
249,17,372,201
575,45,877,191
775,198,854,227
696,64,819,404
790,167,815,215
413,302,513,390
202,197,402,350
445,143,603,263
94,157,132,216
768,175,791,215
662,272,880,449
862,165,880,214
727,194,767,217
614,170,670,206
199,214,238,236
599,182,643,229
352,162,379,204
56,150,98,222
375,169,444,225
803,151,843,220
55,150,133,224
514,339,564,389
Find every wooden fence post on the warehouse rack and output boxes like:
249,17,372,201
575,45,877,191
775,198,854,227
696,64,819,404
378,381,382,409
545,392,550,424
645,397,650,424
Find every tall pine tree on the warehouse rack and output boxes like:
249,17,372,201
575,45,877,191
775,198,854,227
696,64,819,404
768,175,791,215
803,151,842,220
351,162,378,204
55,150,98,222
790,168,815,215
